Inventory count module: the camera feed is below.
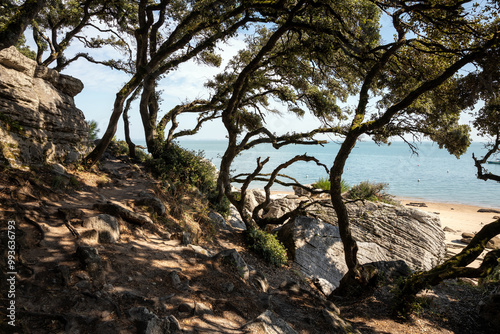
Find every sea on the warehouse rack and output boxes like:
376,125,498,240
150,139,499,208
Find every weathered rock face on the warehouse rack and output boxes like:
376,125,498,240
245,188,299,219
0,46,89,168
278,201,445,289
348,201,445,270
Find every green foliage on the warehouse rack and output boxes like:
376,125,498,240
29,0,137,70
313,177,331,190
475,98,500,139
108,138,129,156
247,228,288,267
207,192,230,218
151,142,229,215
347,181,394,204
312,177,350,193
87,120,100,141
135,147,149,163
152,142,216,193
15,34,36,60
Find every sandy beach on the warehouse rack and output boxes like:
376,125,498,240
398,199,499,236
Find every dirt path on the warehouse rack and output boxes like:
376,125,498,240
1,156,497,333
0,157,337,333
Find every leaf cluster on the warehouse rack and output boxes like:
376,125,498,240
346,180,394,204
246,227,288,267
149,141,230,214
312,177,350,193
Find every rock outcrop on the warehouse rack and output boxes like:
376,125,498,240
277,201,445,289
243,310,298,334
0,46,89,168
245,188,300,218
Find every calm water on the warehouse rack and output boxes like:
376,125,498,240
173,140,499,208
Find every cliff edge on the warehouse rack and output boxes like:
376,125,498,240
0,46,89,168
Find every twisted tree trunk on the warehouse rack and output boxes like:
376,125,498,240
0,0,46,50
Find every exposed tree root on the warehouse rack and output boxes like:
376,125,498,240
394,219,500,317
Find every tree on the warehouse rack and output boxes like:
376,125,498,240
207,0,499,296
30,0,135,72
322,0,500,295
84,0,281,166
0,0,46,51
192,0,369,242
395,42,500,318
213,0,379,206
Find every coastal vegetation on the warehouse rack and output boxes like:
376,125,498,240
247,227,289,267
1,0,500,331
313,177,351,194
346,181,394,204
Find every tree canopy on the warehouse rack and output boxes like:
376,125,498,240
1,0,499,310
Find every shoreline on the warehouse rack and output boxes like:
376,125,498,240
396,197,499,235
398,198,499,268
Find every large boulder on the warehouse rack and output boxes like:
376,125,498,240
244,188,266,213
0,46,89,168
264,197,300,219
227,205,247,230
279,216,390,289
278,201,445,289
348,201,445,270
135,191,166,216
244,189,299,219
82,214,120,243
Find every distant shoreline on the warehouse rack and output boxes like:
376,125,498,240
269,187,499,211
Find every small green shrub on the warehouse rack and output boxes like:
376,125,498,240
313,177,330,190
114,140,130,155
312,177,350,193
247,228,288,267
152,142,216,192
150,142,229,215
135,147,150,162
86,120,100,141
347,181,394,204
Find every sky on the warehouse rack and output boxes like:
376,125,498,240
27,10,484,144
62,35,332,142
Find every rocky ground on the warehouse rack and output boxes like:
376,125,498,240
0,152,498,334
